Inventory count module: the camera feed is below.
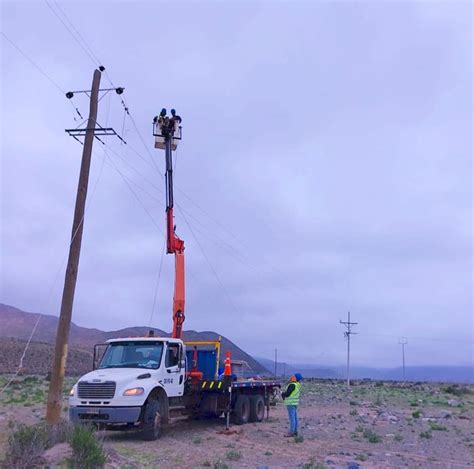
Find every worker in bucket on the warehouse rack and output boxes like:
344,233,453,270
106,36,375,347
152,108,169,136
169,109,182,135
281,373,302,437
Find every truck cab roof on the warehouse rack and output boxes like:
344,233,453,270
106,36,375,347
105,337,183,344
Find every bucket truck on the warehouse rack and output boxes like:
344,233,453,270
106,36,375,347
68,110,280,440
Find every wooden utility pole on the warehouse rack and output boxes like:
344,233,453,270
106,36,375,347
46,68,101,424
340,311,358,389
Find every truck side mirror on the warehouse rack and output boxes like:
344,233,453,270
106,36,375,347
93,344,108,370
179,358,186,370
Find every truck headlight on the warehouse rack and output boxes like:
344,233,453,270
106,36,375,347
123,387,144,396
69,387,75,396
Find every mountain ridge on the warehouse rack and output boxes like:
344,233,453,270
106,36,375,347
0,303,267,374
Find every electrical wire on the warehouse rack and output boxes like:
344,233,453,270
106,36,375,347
148,239,167,328
358,332,474,345
0,31,83,119
178,206,243,318
100,144,165,237
44,0,100,67
12,3,338,336
52,0,102,65
38,0,305,296
0,31,66,94
0,114,109,395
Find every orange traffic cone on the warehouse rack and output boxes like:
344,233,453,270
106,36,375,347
224,351,232,376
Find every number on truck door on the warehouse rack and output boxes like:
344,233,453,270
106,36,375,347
164,343,184,397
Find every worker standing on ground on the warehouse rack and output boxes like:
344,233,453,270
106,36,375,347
282,373,302,437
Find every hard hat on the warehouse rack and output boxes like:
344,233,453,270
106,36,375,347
171,109,176,116
294,373,303,381
160,108,167,116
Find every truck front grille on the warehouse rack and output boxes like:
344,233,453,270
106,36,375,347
78,381,116,399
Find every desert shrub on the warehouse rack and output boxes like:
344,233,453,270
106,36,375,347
363,428,382,443
3,422,50,468
394,434,403,442
429,422,448,431
2,421,74,469
193,436,202,444
69,425,106,468
350,409,357,416
300,459,325,469
442,385,471,397
213,461,229,469
355,453,368,461
420,430,432,439
225,450,241,461
294,434,304,443
412,410,421,418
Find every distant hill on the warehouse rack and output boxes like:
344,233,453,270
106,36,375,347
0,337,93,376
256,357,342,379
255,355,473,384
344,365,474,383
0,303,268,375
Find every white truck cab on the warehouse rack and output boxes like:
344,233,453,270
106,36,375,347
69,337,186,440
69,336,280,440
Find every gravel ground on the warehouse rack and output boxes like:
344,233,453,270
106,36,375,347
0,376,473,468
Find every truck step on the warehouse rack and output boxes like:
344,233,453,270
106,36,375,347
166,415,190,425
169,405,187,411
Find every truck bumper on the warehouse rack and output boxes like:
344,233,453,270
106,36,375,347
69,406,141,424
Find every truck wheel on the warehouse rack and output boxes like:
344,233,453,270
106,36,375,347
141,398,161,441
233,394,250,425
249,394,265,422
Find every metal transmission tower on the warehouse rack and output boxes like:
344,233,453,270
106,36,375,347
340,311,358,389
398,337,408,382
46,68,125,424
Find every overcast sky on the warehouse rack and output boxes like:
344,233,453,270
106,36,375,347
1,0,472,368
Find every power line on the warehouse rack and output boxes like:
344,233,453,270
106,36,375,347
19,0,319,305
100,146,165,237
358,332,473,345
178,206,243,318
52,0,102,65
1,31,65,95
1,120,108,396
148,240,167,328
44,0,100,67
0,31,83,118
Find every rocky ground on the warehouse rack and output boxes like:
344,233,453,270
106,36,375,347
0,376,473,468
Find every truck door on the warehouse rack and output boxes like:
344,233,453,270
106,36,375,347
163,342,184,397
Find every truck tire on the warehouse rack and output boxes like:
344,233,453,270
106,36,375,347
249,394,265,422
233,394,250,425
141,398,161,441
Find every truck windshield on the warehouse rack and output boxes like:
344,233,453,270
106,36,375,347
98,341,164,370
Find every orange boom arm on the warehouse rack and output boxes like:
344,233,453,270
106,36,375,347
154,108,185,339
